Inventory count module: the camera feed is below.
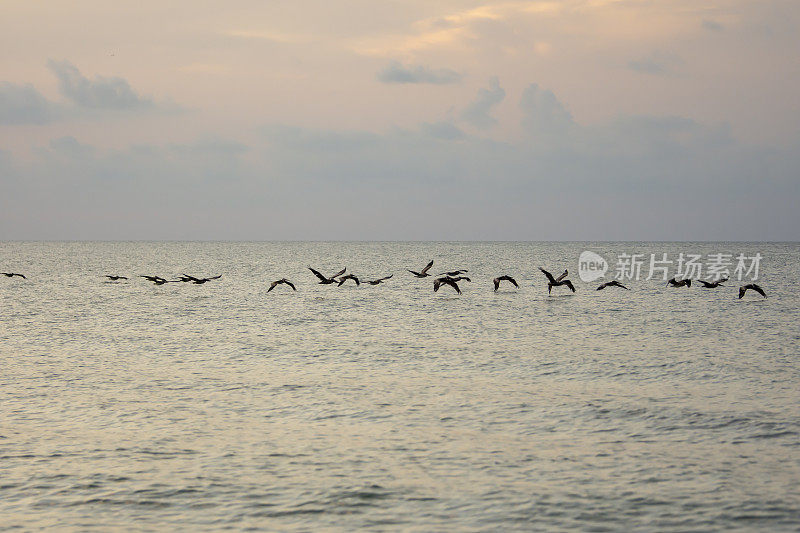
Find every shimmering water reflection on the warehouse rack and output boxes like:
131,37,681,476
1,242,799,530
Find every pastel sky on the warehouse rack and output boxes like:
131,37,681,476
1,0,798,240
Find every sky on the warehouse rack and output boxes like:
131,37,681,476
1,0,799,240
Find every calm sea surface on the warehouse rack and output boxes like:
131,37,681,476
1,242,799,531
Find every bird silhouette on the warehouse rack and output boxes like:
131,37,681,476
408,260,434,278
309,267,346,284
697,278,728,288
493,275,518,291
667,277,691,288
268,278,296,292
365,275,393,285
597,280,629,290
738,283,767,299
434,276,464,294
539,268,575,294
337,274,360,286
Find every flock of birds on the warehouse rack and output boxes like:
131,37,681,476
2,261,768,299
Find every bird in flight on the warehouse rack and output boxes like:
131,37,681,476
493,275,518,291
2,272,26,279
338,274,360,286
268,278,296,292
308,266,346,284
408,260,434,278
433,276,465,294
697,278,728,288
596,280,629,290
666,277,691,288
181,274,222,284
365,275,393,285
738,284,767,299
439,269,468,276
539,268,575,294
105,275,128,281
140,275,176,285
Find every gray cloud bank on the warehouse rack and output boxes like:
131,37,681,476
0,61,173,125
461,77,506,129
0,83,60,124
377,61,462,84
47,60,154,110
1,83,798,240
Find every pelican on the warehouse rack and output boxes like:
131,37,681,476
597,280,629,290
338,274,360,286
433,276,463,294
268,278,296,292
539,268,575,294
738,284,767,299
408,260,434,278
667,277,691,288
182,274,222,284
309,266,346,284
493,275,518,291
105,275,128,281
2,272,26,279
140,275,176,285
365,275,393,285
697,278,728,288
439,270,468,276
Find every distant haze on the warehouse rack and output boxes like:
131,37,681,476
1,1,799,240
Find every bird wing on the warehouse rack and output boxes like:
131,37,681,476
685,279,691,287
597,282,607,290
377,274,393,282
752,284,767,298
286,280,296,291
447,279,462,294
433,279,441,292
619,283,630,290
332,268,346,279
698,280,712,287
493,278,499,291
508,277,518,287
555,269,568,282
564,280,576,292
407,270,421,276
308,267,328,282
421,260,433,274
738,287,745,299
268,281,278,292
539,268,556,284
209,275,222,280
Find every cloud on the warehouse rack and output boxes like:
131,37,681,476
1,83,798,241
461,77,505,129
0,83,59,124
377,61,462,84
519,83,574,137
420,121,465,140
47,59,154,110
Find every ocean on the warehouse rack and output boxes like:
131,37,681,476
1,241,799,531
